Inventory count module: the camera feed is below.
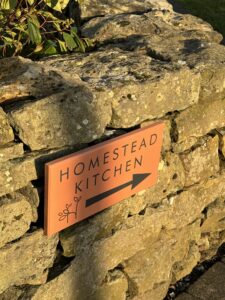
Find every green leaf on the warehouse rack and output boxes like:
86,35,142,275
39,10,58,21
44,40,57,55
27,0,35,5
57,39,67,52
27,18,42,44
63,32,77,50
43,0,70,12
34,44,43,53
2,36,14,44
0,0,17,9
70,27,78,36
29,15,40,27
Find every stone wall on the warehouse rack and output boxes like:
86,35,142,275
0,1,225,299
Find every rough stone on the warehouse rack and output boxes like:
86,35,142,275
29,269,129,300
0,154,38,197
41,49,200,128
123,223,200,298
223,136,225,157
174,99,225,152
180,136,220,186
172,243,200,281
0,107,14,145
200,230,225,261
8,84,111,150
0,190,37,248
162,172,225,231
133,281,170,300
82,11,225,103
27,215,162,300
82,10,222,45
0,56,81,104
0,229,58,294
202,198,225,232
80,0,172,19
186,262,225,299
0,286,23,300
141,118,171,151
0,145,84,197
18,184,40,222
219,128,225,157
0,143,24,162
90,271,128,300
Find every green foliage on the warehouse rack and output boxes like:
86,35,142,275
176,0,225,37
0,0,92,58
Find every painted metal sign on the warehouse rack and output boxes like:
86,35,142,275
44,122,164,236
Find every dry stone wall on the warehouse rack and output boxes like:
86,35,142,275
0,1,225,299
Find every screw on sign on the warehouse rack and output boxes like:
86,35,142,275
44,122,164,236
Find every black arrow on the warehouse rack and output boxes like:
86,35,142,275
85,173,151,208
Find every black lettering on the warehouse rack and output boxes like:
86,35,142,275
93,173,100,186
86,177,89,189
88,156,99,171
131,140,137,153
150,134,157,145
102,169,110,181
113,148,119,160
74,162,85,176
139,138,147,150
103,152,110,164
75,180,82,193
60,168,69,182
114,164,123,177
134,155,143,168
125,160,131,172
122,144,129,156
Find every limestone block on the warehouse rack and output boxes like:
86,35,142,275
223,136,225,157
82,10,222,45
82,11,225,103
90,271,128,300
0,107,14,145
184,44,225,102
141,119,171,151
0,190,38,248
80,0,172,18
27,215,162,300
0,145,84,197
174,99,225,152
201,198,225,233
180,136,220,186
219,128,225,157
0,56,82,104
8,83,111,150
0,155,38,197
0,286,23,300
132,281,170,300
200,229,225,261
0,229,58,294
18,184,40,222
0,143,23,162
172,243,201,281
147,152,185,201
123,223,200,297
41,49,200,128
162,172,225,231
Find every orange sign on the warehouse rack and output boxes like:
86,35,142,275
44,122,164,236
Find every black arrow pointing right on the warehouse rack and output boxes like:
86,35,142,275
85,173,151,208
